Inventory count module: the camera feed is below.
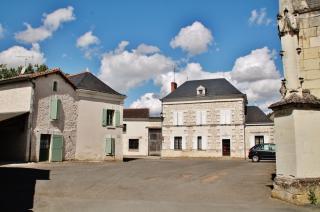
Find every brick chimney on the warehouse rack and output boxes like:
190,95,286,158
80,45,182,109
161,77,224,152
171,82,177,92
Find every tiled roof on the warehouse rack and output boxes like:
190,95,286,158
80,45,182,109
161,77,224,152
124,108,149,119
0,68,76,89
246,106,273,124
162,78,245,102
68,72,124,96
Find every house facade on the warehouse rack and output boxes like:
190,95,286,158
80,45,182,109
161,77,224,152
0,69,125,162
122,108,162,157
161,79,274,158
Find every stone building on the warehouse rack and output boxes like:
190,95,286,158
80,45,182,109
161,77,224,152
0,69,125,162
122,108,162,157
161,79,274,158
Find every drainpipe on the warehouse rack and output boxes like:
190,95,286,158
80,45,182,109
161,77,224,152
27,80,36,162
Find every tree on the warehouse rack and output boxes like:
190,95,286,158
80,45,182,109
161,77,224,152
0,64,49,80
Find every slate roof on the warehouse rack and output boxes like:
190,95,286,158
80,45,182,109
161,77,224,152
246,106,273,124
68,72,124,96
161,78,246,102
123,108,149,119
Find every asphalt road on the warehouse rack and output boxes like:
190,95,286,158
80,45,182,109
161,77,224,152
2,159,318,212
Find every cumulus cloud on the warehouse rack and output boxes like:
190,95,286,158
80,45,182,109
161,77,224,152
98,41,174,93
76,31,100,48
249,8,272,26
15,6,75,43
170,21,213,56
135,44,160,55
0,43,46,68
231,47,280,83
130,93,162,116
76,31,101,59
0,23,5,39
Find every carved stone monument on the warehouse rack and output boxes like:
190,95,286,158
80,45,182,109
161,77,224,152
270,0,320,205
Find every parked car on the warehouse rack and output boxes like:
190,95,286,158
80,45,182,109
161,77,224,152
248,143,276,162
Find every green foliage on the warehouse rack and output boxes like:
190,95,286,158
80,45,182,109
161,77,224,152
308,189,318,205
0,64,49,80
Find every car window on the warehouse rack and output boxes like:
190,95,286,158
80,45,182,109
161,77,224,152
269,144,276,151
263,144,269,151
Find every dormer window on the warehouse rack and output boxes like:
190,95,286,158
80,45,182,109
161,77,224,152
197,85,206,96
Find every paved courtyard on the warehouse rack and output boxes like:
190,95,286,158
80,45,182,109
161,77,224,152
1,159,318,211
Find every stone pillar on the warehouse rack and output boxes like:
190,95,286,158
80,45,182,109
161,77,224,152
270,0,320,205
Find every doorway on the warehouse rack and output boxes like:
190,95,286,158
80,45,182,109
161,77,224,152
222,139,230,156
148,128,162,156
39,134,51,161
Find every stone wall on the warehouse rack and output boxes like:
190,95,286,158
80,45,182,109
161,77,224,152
30,74,78,161
298,5,320,97
162,99,247,158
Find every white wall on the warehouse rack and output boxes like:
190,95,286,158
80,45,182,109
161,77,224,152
0,82,32,121
75,91,124,161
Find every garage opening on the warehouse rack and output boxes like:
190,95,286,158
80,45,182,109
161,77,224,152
0,113,29,162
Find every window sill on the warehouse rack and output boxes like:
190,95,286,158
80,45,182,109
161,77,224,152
106,126,116,129
128,149,139,152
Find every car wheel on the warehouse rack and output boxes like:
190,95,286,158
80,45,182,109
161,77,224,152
252,155,260,162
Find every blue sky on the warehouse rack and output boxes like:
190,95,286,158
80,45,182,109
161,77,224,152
0,0,282,114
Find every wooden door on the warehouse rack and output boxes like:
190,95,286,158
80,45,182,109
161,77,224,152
222,139,230,156
51,135,63,162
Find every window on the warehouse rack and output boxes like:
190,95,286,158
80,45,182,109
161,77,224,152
197,136,202,150
197,85,206,96
174,136,182,150
123,124,127,133
53,81,58,92
129,139,139,150
220,109,231,124
173,111,183,126
269,144,276,151
106,110,114,126
196,111,207,125
255,136,264,145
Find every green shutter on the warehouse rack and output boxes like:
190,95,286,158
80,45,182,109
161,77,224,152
51,135,63,162
105,138,115,155
115,110,120,127
102,109,107,127
50,97,59,120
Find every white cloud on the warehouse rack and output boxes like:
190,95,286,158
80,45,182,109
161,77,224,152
76,31,100,48
98,41,174,93
135,44,160,55
130,93,162,116
15,6,75,43
249,8,272,26
0,23,5,39
231,47,280,83
170,21,213,56
0,43,46,68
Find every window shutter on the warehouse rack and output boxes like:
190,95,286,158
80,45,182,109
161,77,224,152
192,136,197,150
178,111,183,125
173,111,178,125
102,109,107,127
182,136,186,150
201,111,207,125
220,110,225,124
225,110,231,124
115,110,121,127
196,111,201,125
202,136,208,150
170,137,174,150
50,97,59,120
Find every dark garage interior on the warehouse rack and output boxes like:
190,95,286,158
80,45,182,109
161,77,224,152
0,113,29,162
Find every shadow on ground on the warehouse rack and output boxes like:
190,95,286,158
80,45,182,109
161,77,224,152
0,167,50,211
